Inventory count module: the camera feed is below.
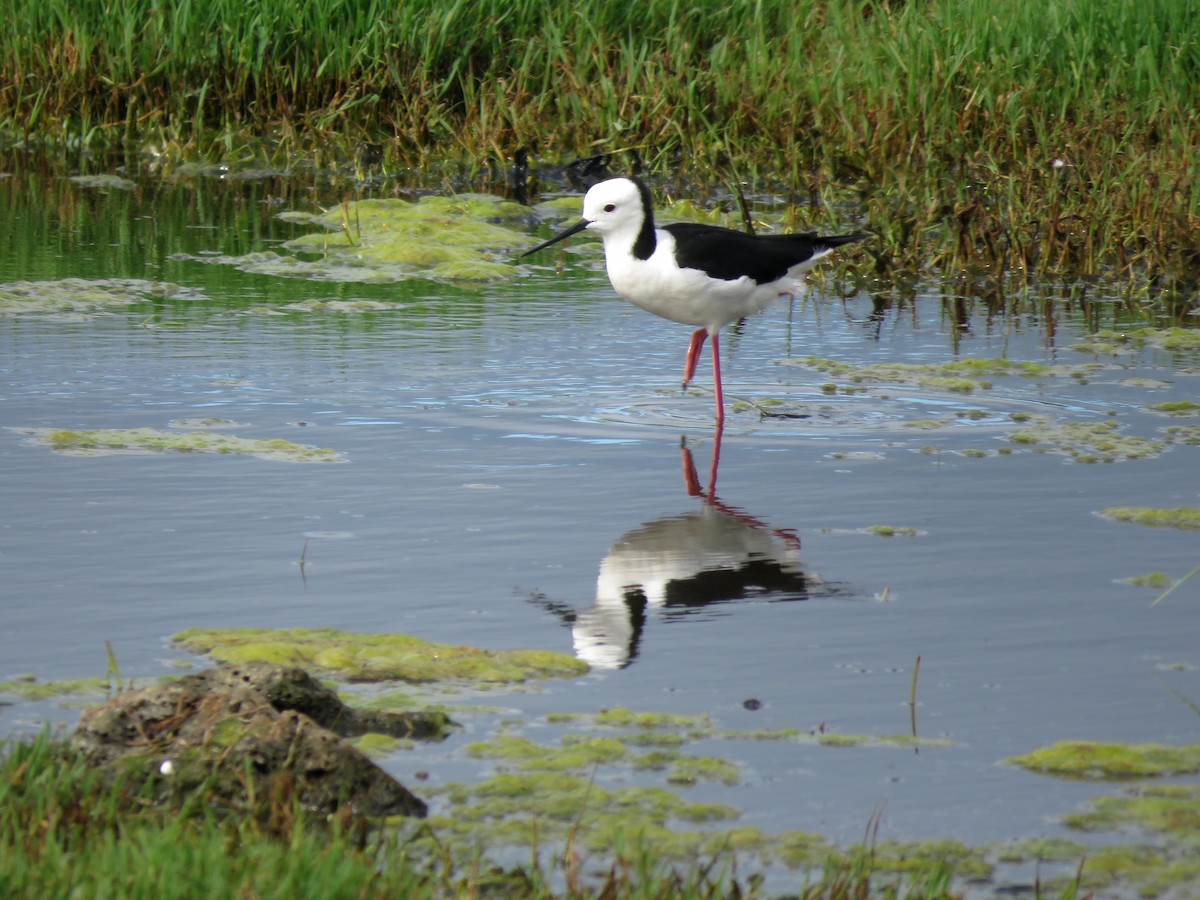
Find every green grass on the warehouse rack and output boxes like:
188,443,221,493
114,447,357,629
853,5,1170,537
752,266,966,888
0,730,966,898
0,730,439,898
1,0,1198,276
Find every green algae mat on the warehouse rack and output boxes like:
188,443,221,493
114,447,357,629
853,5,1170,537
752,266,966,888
0,278,206,316
1008,740,1200,779
174,627,588,685
193,195,532,283
15,426,343,463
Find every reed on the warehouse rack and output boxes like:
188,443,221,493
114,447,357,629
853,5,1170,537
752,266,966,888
1,0,1197,277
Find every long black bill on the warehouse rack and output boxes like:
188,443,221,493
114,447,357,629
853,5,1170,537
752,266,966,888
521,218,591,257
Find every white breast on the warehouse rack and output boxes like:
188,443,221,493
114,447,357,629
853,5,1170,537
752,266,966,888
602,229,800,331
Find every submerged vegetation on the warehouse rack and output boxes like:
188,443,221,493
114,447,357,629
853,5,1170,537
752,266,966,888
1,0,1198,278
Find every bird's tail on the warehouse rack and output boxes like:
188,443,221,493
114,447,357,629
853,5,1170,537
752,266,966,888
819,233,871,251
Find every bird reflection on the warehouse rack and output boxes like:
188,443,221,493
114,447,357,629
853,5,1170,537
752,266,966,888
539,425,821,669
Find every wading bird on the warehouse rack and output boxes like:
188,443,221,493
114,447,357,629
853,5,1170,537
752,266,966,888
523,177,867,423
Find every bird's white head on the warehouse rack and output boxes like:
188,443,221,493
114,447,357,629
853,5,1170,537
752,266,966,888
521,176,654,259
579,177,649,238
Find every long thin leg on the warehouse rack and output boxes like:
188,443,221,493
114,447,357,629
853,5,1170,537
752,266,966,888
682,328,707,388
710,329,725,424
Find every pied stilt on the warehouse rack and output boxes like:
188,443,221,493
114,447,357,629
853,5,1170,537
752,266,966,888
522,177,867,423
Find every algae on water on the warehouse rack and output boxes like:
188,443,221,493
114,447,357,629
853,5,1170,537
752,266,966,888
1004,417,1166,463
14,427,343,463
0,278,206,316
0,676,109,701
174,627,589,685
1102,507,1200,531
197,195,532,284
783,356,1063,394
1007,740,1200,779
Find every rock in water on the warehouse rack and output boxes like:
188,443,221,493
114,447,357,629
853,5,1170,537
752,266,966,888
71,663,441,819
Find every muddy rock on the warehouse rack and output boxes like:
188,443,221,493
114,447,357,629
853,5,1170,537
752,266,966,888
194,660,454,739
71,663,448,819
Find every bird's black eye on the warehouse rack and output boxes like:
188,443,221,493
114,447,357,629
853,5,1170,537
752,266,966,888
604,204,616,212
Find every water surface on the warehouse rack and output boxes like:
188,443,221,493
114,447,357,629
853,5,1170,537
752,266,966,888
2,164,1198,877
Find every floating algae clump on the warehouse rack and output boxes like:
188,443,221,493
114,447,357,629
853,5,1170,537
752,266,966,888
0,278,205,316
1073,327,1200,354
0,676,109,701
1003,418,1165,463
1063,784,1200,834
1102,507,1200,530
16,427,342,463
1007,741,1200,779
592,707,713,729
1149,400,1200,416
465,735,627,771
1152,328,1200,350
784,356,1058,394
865,525,920,537
174,627,588,685
276,195,529,282
1055,785,1200,896
431,770,739,849
1120,571,1173,589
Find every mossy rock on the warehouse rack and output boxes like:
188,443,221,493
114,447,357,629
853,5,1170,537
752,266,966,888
71,663,431,820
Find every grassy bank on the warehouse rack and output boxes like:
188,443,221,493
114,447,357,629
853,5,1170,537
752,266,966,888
1,0,1198,277
0,731,960,899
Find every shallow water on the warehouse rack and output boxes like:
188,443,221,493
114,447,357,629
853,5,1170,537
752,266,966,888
2,163,1199,884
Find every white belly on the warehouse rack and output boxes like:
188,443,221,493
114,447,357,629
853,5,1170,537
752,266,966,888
603,233,802,331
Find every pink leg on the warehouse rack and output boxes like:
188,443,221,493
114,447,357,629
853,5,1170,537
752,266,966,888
682,328,707,388
710,330,725,424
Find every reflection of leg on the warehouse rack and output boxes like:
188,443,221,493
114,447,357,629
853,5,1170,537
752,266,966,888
707,420,724,498
682,328,707,388
711,330,725,425
680,436,702,497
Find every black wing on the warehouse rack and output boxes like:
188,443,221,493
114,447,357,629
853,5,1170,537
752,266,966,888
664,223,866,284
